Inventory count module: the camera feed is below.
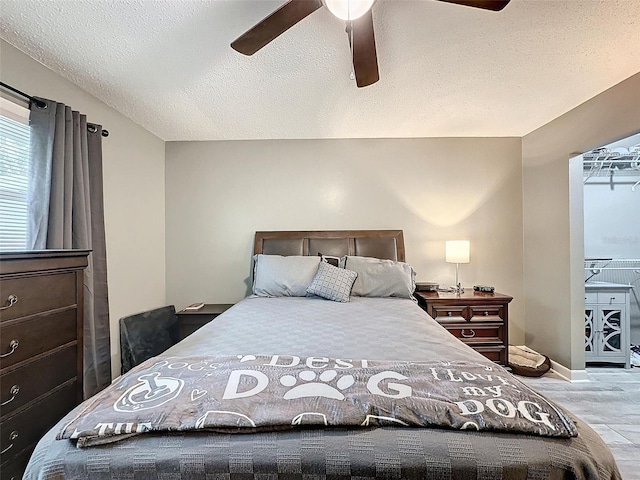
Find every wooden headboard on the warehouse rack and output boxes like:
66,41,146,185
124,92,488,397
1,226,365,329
254,230,405,262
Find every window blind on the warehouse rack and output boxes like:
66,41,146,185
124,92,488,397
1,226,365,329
0,99,30,251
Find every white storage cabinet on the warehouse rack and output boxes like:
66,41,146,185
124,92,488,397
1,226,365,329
584,282,632,368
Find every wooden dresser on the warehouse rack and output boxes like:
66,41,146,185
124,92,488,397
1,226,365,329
0,250,89,479
415,290,513,365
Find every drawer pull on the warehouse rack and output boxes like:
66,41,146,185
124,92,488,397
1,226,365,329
1,385,19,406
447,312,452,316
0,294,18,311
461,329,476,338
484,311,489,316
0,339,19,358
1,431,18,455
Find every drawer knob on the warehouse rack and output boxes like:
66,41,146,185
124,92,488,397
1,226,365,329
0,339,19,358
461,329,476,338
447,312,452,316
0,294,18,311
0,431,18,455
1,385,19,406
484,311,489,316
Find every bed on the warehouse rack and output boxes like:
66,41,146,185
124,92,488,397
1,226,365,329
24,230,621,479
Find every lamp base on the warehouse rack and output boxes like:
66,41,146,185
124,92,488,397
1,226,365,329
453,262,464,294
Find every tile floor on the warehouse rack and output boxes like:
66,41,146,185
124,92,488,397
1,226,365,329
521,367,640,480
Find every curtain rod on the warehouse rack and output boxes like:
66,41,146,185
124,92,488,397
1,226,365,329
0,81,109,137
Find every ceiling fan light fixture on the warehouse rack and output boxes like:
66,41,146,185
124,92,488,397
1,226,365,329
324,0,375,21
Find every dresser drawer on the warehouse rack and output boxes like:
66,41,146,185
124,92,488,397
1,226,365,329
429,305,467,323
444,324,504,345
469,305,504,322
0,272,77,322
1,346,77,418
0,443,34,480
0,381,77,464
0,309,77,370
597,292,627,305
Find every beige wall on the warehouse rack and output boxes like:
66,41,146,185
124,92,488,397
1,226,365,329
165,137,526,343
522,72,640,370
9,35,636,375
0,40,167,376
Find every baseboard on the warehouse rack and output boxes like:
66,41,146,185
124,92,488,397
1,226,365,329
549,359,589,382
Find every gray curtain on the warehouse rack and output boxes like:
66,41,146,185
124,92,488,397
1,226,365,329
28,98,111,398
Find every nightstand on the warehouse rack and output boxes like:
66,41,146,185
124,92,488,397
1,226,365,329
415,290,513,365
176,304,234,340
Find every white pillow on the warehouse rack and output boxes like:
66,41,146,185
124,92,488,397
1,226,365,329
252,254,320,297
343,256,416,298
306,261,358,303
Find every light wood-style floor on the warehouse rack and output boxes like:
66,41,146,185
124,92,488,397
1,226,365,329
521,367,640,480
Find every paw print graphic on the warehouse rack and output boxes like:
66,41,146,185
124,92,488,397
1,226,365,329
279,370,355,400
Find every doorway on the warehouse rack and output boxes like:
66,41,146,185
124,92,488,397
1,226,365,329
576,134,640,368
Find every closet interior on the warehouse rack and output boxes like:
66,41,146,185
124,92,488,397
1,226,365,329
582,134,640,368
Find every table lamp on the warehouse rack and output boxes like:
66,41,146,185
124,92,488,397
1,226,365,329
446,240,470,293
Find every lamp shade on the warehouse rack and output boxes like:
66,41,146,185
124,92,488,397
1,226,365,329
324,0,375,20
446,240,470,264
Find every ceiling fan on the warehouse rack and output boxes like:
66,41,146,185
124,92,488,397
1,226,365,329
231,0,511,88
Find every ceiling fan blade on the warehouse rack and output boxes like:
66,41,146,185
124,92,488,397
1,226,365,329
350,9,379,88
231,0,323,55
438,0,510,11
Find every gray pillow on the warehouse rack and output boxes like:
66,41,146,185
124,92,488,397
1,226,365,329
306,261,358,303
343,256,416,298
253,254,320,297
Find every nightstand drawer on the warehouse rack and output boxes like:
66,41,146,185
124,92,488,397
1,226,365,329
430,305,467,323
444,324,503,344
472,345,506,363
469,305,504,322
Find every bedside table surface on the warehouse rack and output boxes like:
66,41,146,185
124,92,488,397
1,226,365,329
178,303,235,315
415,291,512,302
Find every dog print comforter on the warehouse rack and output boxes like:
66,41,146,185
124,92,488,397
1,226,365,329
59,353,577,447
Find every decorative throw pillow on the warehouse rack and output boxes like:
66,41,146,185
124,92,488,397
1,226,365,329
306,261,358,303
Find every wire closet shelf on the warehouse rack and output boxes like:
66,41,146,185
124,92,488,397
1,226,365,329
583,145,640,186
584,259,640,285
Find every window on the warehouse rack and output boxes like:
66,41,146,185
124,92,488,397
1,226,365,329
0,97,30,251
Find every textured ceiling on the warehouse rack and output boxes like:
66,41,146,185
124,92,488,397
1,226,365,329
1,0,639,141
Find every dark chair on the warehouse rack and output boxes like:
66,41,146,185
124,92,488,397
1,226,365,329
119,305,180,375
